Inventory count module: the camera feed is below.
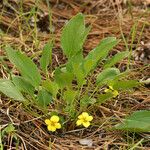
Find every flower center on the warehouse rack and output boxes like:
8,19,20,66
82,117,88,123
50,121,56,126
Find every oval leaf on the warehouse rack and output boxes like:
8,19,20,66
12,76,34,95
97,93,113,104
82,37,119,75
54,68,74,89
42,80,59,98
80,95,96,108
5,46,41,87
0,79,24,101
104,51,129,68
61,13,89,58
63,90,77,117
115,110,150,132
40,41,53,73
113,80,139,90
37,89,52,107
96,68,120,85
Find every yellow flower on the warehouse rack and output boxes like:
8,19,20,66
76,112,93,128
45,115,61,132
104,86,119,98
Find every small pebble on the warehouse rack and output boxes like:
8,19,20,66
79,138,93,147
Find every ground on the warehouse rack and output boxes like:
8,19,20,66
0,0,150,149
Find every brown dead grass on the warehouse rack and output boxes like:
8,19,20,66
0,0,150,149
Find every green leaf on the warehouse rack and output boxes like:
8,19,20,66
82,26,91,42
63,90,77,117
80,95,96,108
40,41,53,73
63,90,77,104
66,51,83,72
2,124,15,137
37,89,52,107
12,76,34,95
0,79,24,101
5,46,41,87
115,110,150,132
54,68,74,88
97,93,113,104
42,80,59,98
61,13,89,59
113,80,139,90
104,51,129,68
96,68,120,85
66,52,85,86
82,37,119,75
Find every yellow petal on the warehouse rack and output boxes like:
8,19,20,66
104,89,112,93
81,112,89,118
47,125,56,132
113,90,119,98
76,120,82,126
45,119,51,125
87,116,93,121
50,115,59,122
55,123,61,129
109,86,114,90
83,122,90,128
104,89,110,93
78,114,83,119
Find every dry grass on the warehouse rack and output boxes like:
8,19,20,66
0,0,150,149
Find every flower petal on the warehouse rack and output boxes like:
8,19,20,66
104,89,109,93
82,112,89,118
113,90,119,98
83,122,90,128
109,86,114,90
76,120,82,126
78,114,83,119
55,123,61,129
50,115,59,122
47,125,56,132
87,116,93,121
45,119,51,125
